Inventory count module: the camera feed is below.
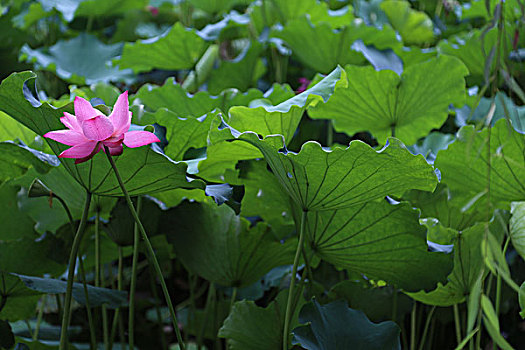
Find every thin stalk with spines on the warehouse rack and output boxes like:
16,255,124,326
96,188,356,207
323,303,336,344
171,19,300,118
103,147,186,350
59,190,92,350
282,210,307,350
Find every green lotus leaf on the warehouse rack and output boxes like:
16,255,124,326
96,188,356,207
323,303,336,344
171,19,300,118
0,142,55,185
380,0,434,45
36,0,147,22
0,71,205,196
198,66,343,180
300,200,452,291
188,0,250,14
212,122,437,211
20,34,131,85
0,184,36,241
166,201,295,288
308,55,468,145
0,111,37,145
116,22,208,73
207,41,265,94
292,299,401,350
510,202,525,261
218,289,305,350
0,273,40,322
408,223,486,306
272,16,400,74
435,119,525,209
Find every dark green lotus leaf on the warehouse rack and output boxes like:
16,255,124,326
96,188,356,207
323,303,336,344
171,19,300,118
308,55,468,145
218,289,305,350
166,201,295,287
0,273,40,322
189,0,250,14
380,0,434,45
434,119,525,209
408,223,485,306
292,299,400,350
133,77,269,118
237,160,294,239
15,274,127,309
117,22,208,73
207,41,265,94
407,132,455,163
0,111,37,145
0,142,55,185
272,16,400,74
300,200,452,291
510,202,525,261
0,319,15,349
75,0,148,18
198,66,343,180
212,122,437,211
0,71,205,196
403,184,485,231
0,233,66,276
0,184,36,241
20,34,131,85
329,281,413,323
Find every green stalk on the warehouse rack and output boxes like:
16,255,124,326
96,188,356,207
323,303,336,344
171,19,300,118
104,148,186,350
59,190,92,350
109,247,124,350
128,196,142,350
149,263,168,350
282,210,307,350
410,302,417,350
418,306,436,350
33,296,45,340
453,304,462,345
94,208,110,350
229,287,238,312
197,283,215,349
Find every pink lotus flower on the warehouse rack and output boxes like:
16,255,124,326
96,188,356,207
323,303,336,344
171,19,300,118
44,91,160,164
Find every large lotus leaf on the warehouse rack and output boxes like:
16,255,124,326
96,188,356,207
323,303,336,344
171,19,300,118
218,289,305,350
408,223,485,306
207,41,265,94
166,201,295,287
117,22,208,73
212,122,437,211
404,184,485,230
134,77,265,117
0,71,205,196
189,0,250,14
37,0,147,21
197,67,343,180
0,184,35,241
292,299,400,350
308,55,468,145
435,119,525,208
16,274,127,309
0,233,66,276
301,200,452,291
510,202,525,261
0,273,40,322
0,142,56,185
380,0,434,45
20,34,131,85
272,16,400,74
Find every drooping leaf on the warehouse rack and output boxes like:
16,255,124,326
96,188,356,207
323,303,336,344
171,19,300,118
273,16,400,74
218,289,305,350
308,55,468,144
116,22,208,73
166,201,295,287
0,273,41,322
510,202,525,261
0,142,56,185
212,124,437,211
292,299,401,350
16,274,127,309
20,34,131,85
380,0,434,45
0,71,205,196
435,119,525,209
301,200,452,291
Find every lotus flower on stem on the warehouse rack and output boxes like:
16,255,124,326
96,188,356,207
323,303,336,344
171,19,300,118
44,91,159,163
